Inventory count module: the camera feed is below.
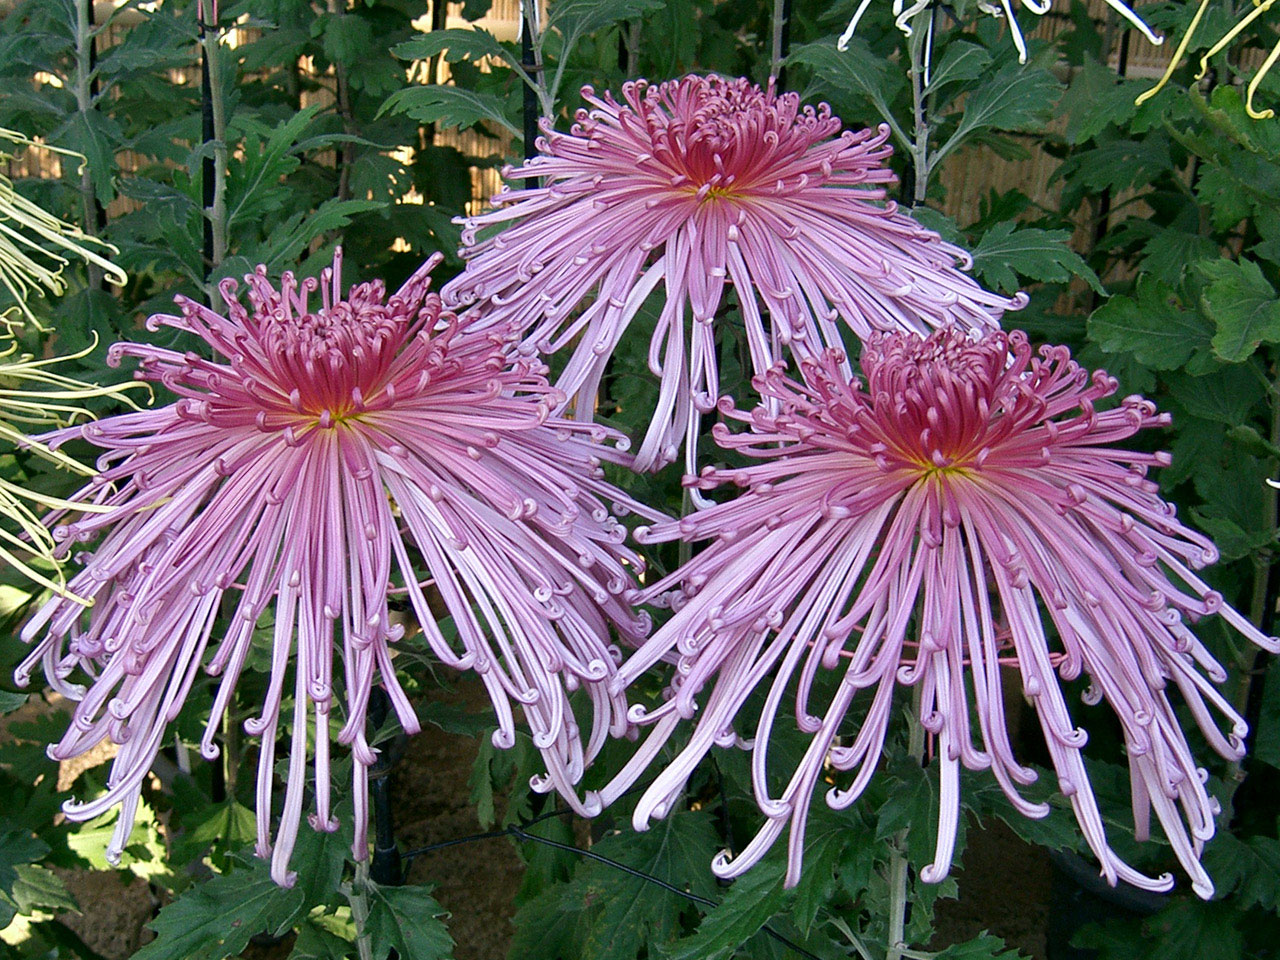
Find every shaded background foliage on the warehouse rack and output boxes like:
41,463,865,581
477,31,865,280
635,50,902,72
0,0,1279,958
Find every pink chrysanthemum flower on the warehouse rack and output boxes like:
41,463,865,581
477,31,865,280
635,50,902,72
13,252,658,885
443,75,1024,474
603,328,1277,898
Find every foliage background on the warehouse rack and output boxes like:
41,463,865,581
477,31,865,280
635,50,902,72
1,0,1279,958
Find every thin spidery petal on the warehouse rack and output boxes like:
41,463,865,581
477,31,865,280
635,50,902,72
605,327,1275,899
443,74,1025,475
13,250,662,886
839,0,1161,64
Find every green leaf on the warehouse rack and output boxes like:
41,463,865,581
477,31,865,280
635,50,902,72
1075,900,1244,960
788,823,843,936
1167,366,1266,426
659,861,788,960
787,39,910,147
1195,165,1255,232
0,827,49,895
9,863,77,916
133,860,306,960
968,221,1104,295
576,812,721,957
1057,57,1141,144
547,0,666,49
1200,258,1280,363
318,12,374,66
510,809,721,959
379,85,519,137
1087,277,1212,370
0,691,27,714
1202,830,1280,910
925,41,991,94
1137,228,1221,286
364,882,454,960
933,65,1061,166
935,931,1028,960
392,28,517,70
290,918,356,960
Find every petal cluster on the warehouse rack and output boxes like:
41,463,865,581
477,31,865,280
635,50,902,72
604,328,1276,897
14,253,658,885
443,75,1023,473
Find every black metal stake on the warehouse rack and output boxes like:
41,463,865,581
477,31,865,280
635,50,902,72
368,685,404,886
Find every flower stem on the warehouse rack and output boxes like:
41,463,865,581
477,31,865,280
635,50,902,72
906,7,933,206
200,8,228,293
887,694,927,960
349,859,374,960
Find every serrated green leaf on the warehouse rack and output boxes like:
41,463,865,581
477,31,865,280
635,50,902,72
787,39,910,146
1075,900,1243,960
364,882,453,960
1200,258,1280,363
659,861,787,960
1058,57,1142,144
933,65,1061,166
1087,277,1211,370
789,823,843,936
379,85,519,137
547,0,666,48
9,863,77,916
1195,165,1254,232
318,12,374,66
392,28,516,70
578,811,721,957
935,931,1028,959
968,221,1103,294
0,827,49,893
926,41,991,94
1202,831,1280,910
133,860,305,960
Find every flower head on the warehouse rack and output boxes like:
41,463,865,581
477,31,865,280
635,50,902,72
1138,0,1278,120
0,128,126,330
443,75,1023,474
838,0,1161,65
14,252,658,885
604,328,1276,898
0,336,144,599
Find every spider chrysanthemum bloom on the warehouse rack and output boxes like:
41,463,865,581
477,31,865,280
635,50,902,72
13,252,658,885
1137,0,1278,120
603,328,1276,898
0,336,144,599
838,0,1161,64
443,75,1024,474
0,128,126,329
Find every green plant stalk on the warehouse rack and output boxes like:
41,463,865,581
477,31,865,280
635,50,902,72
770,0,788,80
348,859,375,960
201,14,228,285
73,0,104,291
907,17,931,206
522,0,555,121
886,703,926,960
